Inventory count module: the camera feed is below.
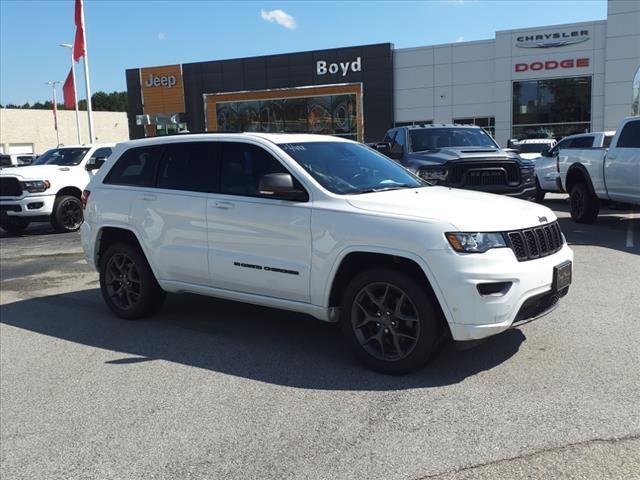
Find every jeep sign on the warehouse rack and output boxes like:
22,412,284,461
144,73,177,88
316,57,362,76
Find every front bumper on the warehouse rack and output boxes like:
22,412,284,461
427,242,573,341
0,194,56,218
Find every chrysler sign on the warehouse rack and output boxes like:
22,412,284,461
516,30,590,49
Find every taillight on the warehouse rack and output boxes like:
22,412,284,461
81,190,91,209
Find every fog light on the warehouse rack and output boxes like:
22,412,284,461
477,282,512,296
27,202,44,210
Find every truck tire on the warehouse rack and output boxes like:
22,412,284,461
99,242,166,320
51,195,84,232
340,267,440,374
534,178,546,203
0,218,30,235
570,182,599,223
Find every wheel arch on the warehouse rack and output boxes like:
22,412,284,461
325,249,453,332
565,164,596,196
56,186,83,198
94,226,160,281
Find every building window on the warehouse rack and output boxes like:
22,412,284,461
512,76,592,140
394,120,433,127
453,117,495,136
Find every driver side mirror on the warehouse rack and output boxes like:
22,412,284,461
86,156,107,171
372,142,391,157
259,173,308,202
541,149,554,157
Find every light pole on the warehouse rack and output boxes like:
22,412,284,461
45,81,61,146
60,43,81,144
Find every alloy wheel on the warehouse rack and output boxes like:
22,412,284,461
351,282,421,362
61,199,83,230
105,253,141,310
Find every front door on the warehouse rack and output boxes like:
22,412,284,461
207,141,312,303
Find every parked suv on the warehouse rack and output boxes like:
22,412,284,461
82,133,573,373
376,125,536,198
0,144,113,233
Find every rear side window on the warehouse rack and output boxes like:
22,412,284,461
569,136,594,149
157,142,221,193
90,147,113,161
104,146,163,186
616,120,640,148
603,135,613,148
220,142,290,197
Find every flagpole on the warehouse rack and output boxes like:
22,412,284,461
78,0,95,143
60,43,81,144
46,81,61,146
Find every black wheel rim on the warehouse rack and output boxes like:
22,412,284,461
105,253,141,311
61,199,83,229
571,190,584,218
351,282,421,362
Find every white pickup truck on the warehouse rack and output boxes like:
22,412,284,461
559,116,640,223
535,131,614,202
0,144,113,234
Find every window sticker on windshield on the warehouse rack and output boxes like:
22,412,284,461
282,144,307,152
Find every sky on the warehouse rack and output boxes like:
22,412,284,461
0,0,607,105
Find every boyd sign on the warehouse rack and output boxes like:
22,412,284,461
515,58,590,72
317,57,361,77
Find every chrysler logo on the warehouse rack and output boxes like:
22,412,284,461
516,30,589,49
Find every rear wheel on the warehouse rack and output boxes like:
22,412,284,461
99,242,166,319
51,195,84,232
340,267,440,374
0,218,30,234
570,182,599,223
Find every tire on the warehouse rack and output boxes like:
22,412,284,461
0,218,30,234
534,179,546,203
99,242,166,320
570,182,599,223
51,195,84,233
340,267,441,374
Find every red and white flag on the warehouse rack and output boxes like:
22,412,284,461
73,0,85,62
63,69,76,109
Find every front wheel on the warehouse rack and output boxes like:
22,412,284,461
51,195,84,232
570,182,599,223
340,268,441,374
0,218,30,234
99,242,166,320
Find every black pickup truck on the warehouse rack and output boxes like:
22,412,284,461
371,124,535,198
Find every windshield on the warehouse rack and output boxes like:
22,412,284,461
518,143,552,154
279,142,424,195
33,148,89,166
409,128,497,152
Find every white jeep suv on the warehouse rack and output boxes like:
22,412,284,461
81,133,573,373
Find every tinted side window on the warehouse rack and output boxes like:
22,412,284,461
104,146,163,187
90,147,113,160
220,143,290,197
603,135,613,148
383,130,396,144
157,142,221,193
569,136,594,149
617,120,640,148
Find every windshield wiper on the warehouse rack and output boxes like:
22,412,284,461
351,184,415,194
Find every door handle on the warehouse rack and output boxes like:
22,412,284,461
213,201,234,210
607,155,616,160
139,194,157,201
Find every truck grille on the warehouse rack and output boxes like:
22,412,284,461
507,221,564,261
0,177,22,197
449,161,520,188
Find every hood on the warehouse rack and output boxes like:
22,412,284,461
346,186,556,231
519,153,544,161
406,147,518,166
0,164,74,180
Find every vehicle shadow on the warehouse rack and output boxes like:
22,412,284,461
542,197,639,255
0,222,58,239
0,289,525,391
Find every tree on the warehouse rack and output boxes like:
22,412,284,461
2,91,128,112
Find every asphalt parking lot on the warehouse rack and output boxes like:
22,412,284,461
1,195,639,480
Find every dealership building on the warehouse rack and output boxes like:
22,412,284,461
125,0,639,146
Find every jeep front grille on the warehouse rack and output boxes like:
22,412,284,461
507,221,563,261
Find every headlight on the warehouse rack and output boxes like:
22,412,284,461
418,168,448,183
445,232,507,253
520,166,535,184
20,180,50,193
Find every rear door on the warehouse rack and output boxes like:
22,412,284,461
606,119,640,203
206,141,312,303
128,141,218,286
